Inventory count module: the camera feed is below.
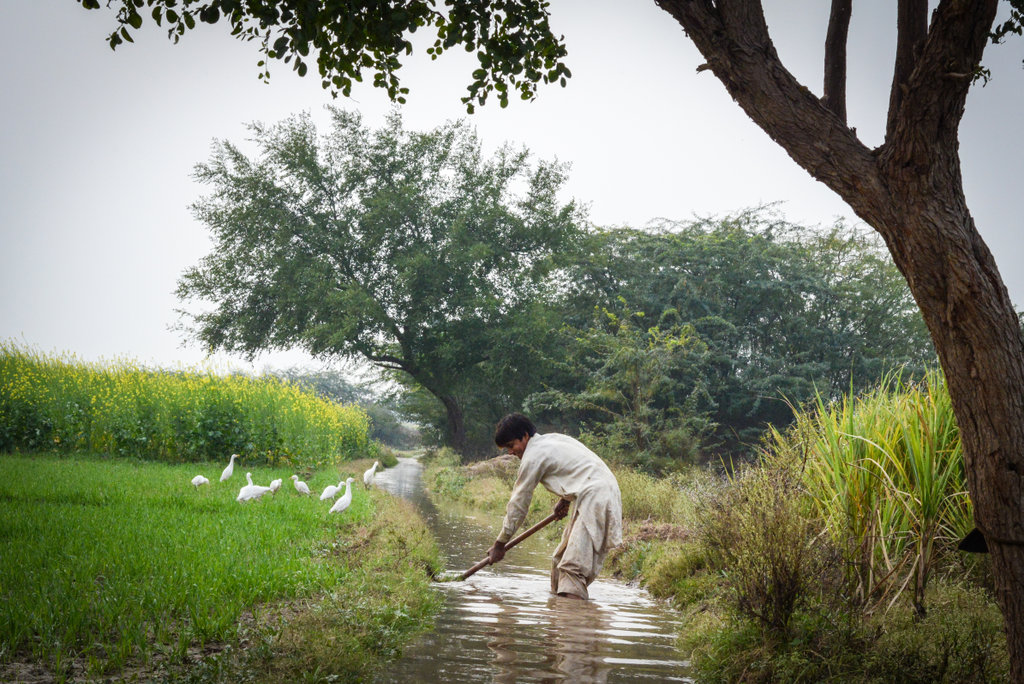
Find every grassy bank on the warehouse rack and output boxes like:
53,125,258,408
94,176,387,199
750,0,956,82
0,452,441,683
421,371,1010,682
0,343,369,468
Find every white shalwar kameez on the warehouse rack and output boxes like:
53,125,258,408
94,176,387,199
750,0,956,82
497,433,623,600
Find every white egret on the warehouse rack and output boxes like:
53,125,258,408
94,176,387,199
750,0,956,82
290,474,311,495
191,475,209,488
237,472,271,502
363,461,380,488
329,478,356,514
220,453,239,482
320,478,344,501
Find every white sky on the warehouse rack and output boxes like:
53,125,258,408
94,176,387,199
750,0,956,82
2,1,1022,375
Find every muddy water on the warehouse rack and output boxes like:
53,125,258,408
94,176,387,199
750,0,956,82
374,456,692,683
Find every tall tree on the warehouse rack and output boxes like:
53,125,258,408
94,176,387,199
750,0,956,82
81,0,1024,673
176,108,582,454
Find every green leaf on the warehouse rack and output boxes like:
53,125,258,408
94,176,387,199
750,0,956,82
199,6,220,23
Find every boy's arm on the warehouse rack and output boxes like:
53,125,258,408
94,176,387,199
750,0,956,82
496,454,542,542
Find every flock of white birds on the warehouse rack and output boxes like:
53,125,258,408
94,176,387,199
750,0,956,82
189,453,382,516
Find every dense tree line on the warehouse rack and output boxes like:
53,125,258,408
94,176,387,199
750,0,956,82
539,213,935,467
469,212,932,467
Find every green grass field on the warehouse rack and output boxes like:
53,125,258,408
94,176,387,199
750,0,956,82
0,452,440,683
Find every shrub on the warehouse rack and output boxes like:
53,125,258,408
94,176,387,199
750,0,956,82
696,462,843,636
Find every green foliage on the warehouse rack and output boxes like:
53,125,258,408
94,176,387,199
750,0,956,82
423,447,465,500
696,463,844,636
0,453,441,681
177,108,583,454
237,497,442,683
638,372,1004,683
529,303,714,471
614,466,699,523
423,447,551,515
767,369,973,615
0,343,368,468
991,0,1024,45
683,581,1008,684
638,542,717,606
369,442,401,468
542,210,934,460
78,0,569,110
430,461,468,500
858,581,1009,683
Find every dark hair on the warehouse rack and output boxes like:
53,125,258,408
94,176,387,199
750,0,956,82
494,413,536,446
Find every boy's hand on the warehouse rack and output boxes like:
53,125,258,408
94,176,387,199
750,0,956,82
488,540,506,565
553,498,571,519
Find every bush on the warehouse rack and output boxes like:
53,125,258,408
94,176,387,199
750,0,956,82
861,580,1009,683
696,462,843,636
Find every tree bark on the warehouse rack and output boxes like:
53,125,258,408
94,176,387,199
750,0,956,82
823,0,851,122
440,394,468,457
887,0,928,136
655,0,1024,676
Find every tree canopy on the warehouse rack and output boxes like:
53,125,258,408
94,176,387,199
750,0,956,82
77,0,570,111
534,213,934,468
176,108,583,453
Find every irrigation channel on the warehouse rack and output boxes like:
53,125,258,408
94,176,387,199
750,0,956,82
373,456,692,683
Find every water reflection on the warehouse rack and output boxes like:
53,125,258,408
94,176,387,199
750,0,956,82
375,457,692,683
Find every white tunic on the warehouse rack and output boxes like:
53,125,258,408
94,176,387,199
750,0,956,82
498,433,623,554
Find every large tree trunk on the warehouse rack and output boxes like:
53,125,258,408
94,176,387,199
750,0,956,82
870,182,1024,678
656,0,1024,676
440,394,468,457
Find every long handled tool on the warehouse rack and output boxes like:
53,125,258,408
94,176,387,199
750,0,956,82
436,510,562,582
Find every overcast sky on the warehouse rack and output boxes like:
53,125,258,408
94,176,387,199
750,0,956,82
2,1,1022,375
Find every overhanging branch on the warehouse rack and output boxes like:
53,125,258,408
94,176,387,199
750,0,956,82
881,0,999,168
886,0,928,140
653,0,881,216
823,0,851,123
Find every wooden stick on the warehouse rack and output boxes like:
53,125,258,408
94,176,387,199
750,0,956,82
459,510,562,581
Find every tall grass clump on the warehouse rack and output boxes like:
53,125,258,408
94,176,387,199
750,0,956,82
676,371,1007,682
614,466,700,524
765,368,974,615
0,343,368,469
